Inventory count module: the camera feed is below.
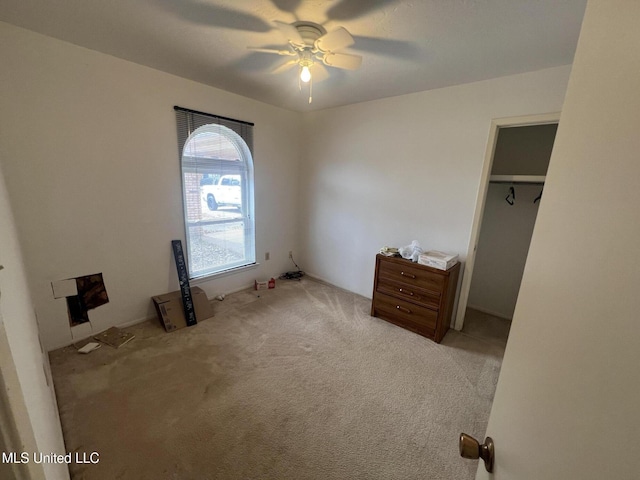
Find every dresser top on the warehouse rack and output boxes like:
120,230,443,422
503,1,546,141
376,253,460,276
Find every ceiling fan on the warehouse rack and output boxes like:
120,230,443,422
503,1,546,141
248,20,362,103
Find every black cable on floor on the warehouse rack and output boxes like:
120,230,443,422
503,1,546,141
279,254,305,280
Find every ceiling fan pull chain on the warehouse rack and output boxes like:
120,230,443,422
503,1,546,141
309,77,313,104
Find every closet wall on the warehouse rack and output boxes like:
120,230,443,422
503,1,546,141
467,124,557,319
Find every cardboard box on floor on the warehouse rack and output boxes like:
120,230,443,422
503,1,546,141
151,287,214,332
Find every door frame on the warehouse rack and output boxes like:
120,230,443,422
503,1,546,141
453,112,560,331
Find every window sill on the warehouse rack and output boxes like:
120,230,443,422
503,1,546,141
190,262,259,284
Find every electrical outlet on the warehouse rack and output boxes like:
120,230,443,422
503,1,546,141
265,252,270,261
288,251,293,259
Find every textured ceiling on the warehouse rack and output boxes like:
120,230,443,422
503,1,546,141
0,0,587,112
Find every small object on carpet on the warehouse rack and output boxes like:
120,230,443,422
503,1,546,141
94,327,135,348
77,342,101,354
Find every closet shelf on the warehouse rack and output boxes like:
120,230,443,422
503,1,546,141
490,175,546,185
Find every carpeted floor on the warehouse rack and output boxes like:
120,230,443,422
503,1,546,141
49,278,508,480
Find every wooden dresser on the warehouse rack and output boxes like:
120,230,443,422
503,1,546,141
371,254,460,343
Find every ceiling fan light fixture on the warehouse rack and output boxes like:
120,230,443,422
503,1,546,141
252,20,363,104
298,50,314,83
300,65,312,83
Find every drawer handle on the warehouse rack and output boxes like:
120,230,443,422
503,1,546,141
400,271,416,279
396,305,412,314
398,288,414,296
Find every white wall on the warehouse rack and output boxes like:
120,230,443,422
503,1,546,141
0,22,302,350
477,1,640,477
491,124,557,175
299,66,571,298
0,161,68,479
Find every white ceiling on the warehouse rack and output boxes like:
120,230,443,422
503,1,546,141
0,0,587,112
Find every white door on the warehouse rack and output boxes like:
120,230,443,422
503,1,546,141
469,2,640,478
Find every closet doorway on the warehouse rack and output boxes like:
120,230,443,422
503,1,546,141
454,113,559,337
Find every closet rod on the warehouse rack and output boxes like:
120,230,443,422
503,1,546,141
489,175,545,185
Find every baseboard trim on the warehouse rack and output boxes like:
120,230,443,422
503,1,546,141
304,273,372,300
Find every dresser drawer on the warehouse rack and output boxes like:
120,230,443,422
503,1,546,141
376,278,440,310
373,292,438,332
378,259,444,292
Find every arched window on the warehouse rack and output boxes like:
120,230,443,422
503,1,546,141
175,107,255,278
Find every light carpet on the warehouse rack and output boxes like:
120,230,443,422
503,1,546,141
49,278,505,479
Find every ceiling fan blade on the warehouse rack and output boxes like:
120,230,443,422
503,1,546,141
272,59,299,74
326,0,396,21
323,53,362,70
248,47,296,56
274,20,303,44
316,27,354,52
310,64,330,83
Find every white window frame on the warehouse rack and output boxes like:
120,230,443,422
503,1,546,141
175,107,255,279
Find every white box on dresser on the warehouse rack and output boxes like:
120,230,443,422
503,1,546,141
418,251,459,271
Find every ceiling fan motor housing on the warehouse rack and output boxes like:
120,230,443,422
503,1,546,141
292,21,326,48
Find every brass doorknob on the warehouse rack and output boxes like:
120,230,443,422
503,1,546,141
459,433,494,473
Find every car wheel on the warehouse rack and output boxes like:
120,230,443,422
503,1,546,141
207,195,218,211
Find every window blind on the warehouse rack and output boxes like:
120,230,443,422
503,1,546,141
174,106,254,157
